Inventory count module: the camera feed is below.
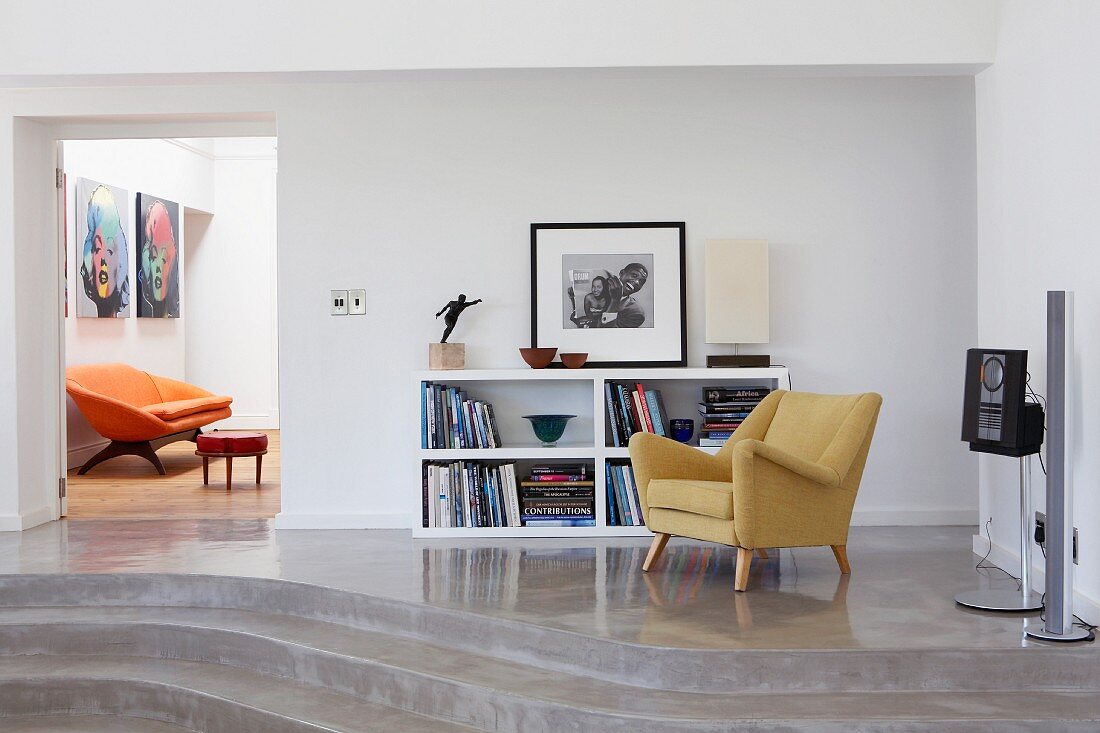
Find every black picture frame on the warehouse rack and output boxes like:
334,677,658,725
530,221,687,368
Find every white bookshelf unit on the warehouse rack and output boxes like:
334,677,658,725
413,366,789,538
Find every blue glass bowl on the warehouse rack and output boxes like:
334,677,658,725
522,414,576,446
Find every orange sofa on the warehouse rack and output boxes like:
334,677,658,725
66,363,233,475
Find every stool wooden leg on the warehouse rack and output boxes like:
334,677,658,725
202,457,209,485
225,457,233,491
256,454,263,485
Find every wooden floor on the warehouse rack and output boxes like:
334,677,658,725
66,431,280,519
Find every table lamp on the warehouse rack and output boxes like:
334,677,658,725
705,239,770,368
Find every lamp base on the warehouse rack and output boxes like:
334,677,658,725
954,589,1042,612
707,354,771,368
1024,621,1094,642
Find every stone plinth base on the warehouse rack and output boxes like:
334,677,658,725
429,342,465,370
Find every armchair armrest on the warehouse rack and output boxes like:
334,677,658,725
733,440,840,487
628,433,731,522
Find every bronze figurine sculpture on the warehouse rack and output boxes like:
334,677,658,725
436,294,482,343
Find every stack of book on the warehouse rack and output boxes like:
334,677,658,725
604,381,670,447
420,381,503,449
605,460,644,526
698,385,771,447
422,460,519,527
520,463,595,527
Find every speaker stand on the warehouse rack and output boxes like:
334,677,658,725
956,455,1042,612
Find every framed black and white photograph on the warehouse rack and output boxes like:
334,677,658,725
531,222,686,367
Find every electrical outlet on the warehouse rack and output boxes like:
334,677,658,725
330,290,349,316
1035,511,1078,565
349,289,366,315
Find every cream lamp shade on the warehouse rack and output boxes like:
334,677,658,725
705,239,769,344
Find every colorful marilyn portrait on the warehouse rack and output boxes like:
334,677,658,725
136,193,180,318
76,178,130,318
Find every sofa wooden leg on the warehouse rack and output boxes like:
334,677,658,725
755,548,769,560
78,440,165,476
642,532,671,572
831,545,851,575
735,547,753,592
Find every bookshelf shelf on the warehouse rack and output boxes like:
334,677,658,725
413,366,789,538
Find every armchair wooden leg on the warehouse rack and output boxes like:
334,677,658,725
755,548,769,560
735,547,753,592
831,545,851,575
642,533,671,572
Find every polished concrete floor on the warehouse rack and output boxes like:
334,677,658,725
0,520,1053,651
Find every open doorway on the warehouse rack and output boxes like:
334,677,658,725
61,136,280,519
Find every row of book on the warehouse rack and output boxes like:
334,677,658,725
421,462,598,527
521,463,595,527
604,381,670,447
420,381,503,450
606,460,645,526
698,385,771,447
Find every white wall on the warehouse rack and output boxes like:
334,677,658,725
0,1,996,81
185,137,279,430
0,73,978,531
975,1,1100,617
62,138,214,467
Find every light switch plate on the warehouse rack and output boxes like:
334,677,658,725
349,289,366,315
330,290,349,315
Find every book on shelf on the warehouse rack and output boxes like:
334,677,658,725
423,460,521,528
604,380,669,447
520,464,595,526
420,381,504,450
696,384,772,448
605,460,645,526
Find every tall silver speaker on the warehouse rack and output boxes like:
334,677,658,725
1026,291,1091,642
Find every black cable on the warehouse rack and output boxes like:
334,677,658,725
1025,372,1049,476
974,517,1021,589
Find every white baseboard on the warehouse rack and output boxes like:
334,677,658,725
273,512,413,530
851,509,978,526
972,533,1100,627
67,439,109,471
0,506,55,532
212,412,280,431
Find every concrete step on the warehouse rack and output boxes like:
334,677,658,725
0,656,476,733
2,606,1100,731
2,573,1098,695
3,655,1100,732
0,716,191,732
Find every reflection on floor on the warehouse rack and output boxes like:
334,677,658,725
0,520,1070,650
65,431,279,519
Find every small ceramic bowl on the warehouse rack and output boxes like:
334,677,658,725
519,347,558,369
559,352,588,369
522,414,576,446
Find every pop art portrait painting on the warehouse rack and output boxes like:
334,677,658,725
136,193,180,318
76,178,130,318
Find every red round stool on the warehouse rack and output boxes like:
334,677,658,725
195,431,269,491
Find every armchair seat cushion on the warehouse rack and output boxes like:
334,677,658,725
142,396,233,421
648,479,736,520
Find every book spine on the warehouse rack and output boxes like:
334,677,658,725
526,474,586,482
635,382,655,432
703,387,771,401
522,519,597,527
645,390,666,437
606,467,617,526
434,385,444,449
604,382,622,447
426,384,436,449
623,464,643,527
617,384,635,437
530,465,587,474
485,403,503,448
613,463,632,526
654,390,671,438
420,382,429,449
507,464,521,528
476,402,490,448
522,506,594,516
422,462,429,527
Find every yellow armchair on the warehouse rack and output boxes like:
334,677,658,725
628,390,882,591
